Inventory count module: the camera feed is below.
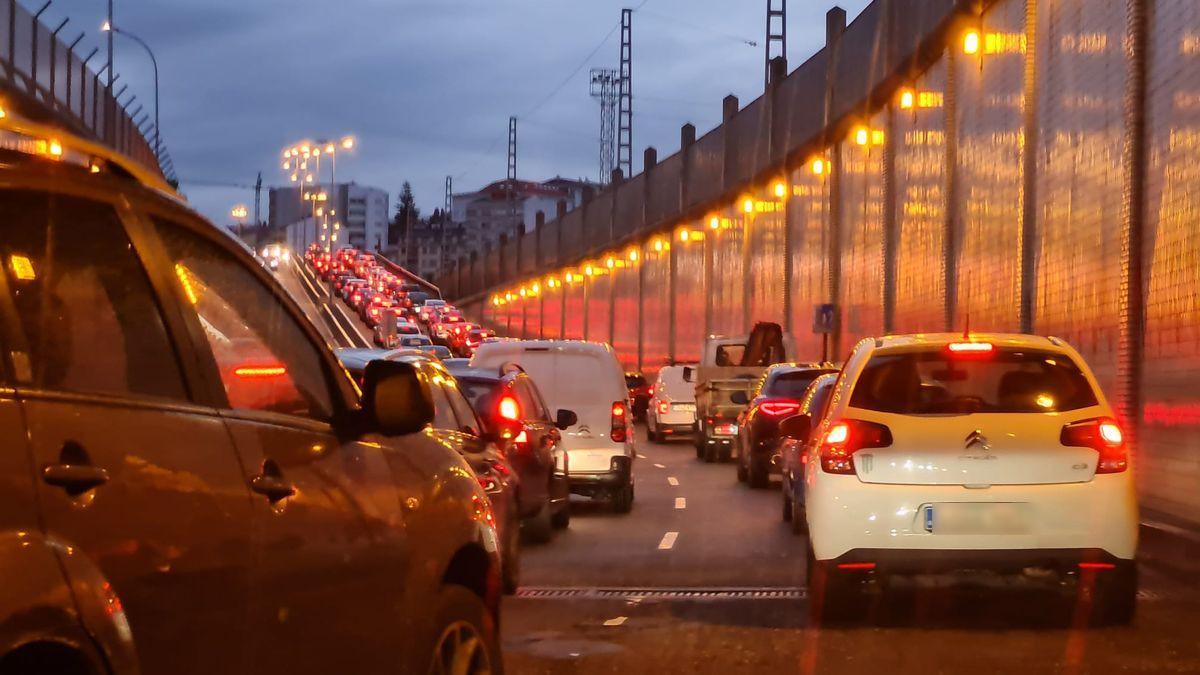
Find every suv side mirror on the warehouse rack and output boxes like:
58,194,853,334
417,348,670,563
730,390,749,406
778,414,812,441
682,366,694,383
556,409,578,430
360,360,433,436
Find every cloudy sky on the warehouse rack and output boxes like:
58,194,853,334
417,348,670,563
48,0,869,225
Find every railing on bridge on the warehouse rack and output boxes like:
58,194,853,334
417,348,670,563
441,0,1200,528
0,0,168,182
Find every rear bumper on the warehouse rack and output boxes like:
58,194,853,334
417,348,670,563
569,456,632,495
825,547,1132,573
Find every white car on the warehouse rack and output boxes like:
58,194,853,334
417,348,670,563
646,365,698,443
800,333,1137,624
472,340,635,512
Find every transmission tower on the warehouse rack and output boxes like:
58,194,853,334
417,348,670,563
765,0,786,88
590,68,619,185
617,8,633,178
507,116,518,238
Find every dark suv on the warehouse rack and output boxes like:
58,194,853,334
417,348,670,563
734,363,838,488
447,362,575,543
0,138,502,674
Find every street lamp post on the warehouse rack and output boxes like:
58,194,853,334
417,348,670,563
103,22,160,162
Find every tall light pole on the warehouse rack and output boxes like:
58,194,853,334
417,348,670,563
102,21,159,161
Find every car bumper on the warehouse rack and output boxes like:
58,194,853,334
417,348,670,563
824,547,1133,575
568,456,632,496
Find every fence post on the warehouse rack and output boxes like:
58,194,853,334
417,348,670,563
825,8,846,359
882,104,898,334
672,124,694,364
1018,0,1041,333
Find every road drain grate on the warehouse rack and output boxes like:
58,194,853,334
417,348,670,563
515,587,806,600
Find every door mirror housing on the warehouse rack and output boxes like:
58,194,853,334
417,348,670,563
555,409,578,430
682,366,694,383
778,414,812,441
360,360,433,436
730,390,749,406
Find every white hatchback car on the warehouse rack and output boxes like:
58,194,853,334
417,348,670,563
471,340,636,512
801,333,1137,623
646,365,698,443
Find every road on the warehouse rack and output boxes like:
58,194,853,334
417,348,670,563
504,427,1200,674
276,256,373,348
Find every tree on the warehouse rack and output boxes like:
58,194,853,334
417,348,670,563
389,181,420,245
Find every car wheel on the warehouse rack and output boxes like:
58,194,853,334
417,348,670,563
736,454,748,482
502,508,521,595
790,493,807,535
1091,563,1137,626
806,543,866,626
694,436,705,460
782,489,792,522
748,457,769,489
426,585,503,675
551,502,570,530
612,484,634,513
523,500,553,544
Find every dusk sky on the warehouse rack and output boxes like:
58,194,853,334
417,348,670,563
48,0,870,226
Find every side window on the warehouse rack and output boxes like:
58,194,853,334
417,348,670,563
153,218,333,420
444,380,481,434
0,190,187,401
426,374,459,431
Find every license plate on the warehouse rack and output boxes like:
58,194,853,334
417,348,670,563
674,404,696,412
714,423,738,436
925,503,1030,535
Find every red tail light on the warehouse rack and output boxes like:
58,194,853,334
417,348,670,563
234,365,287,378
819,419,893,474
1060,417,1127,473
757,398,801,417
498,395,521,422
657,400,670,415
611,401,628,442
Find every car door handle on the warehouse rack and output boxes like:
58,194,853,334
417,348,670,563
250,474,296,503
42,463,110,496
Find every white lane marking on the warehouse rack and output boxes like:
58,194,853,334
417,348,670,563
658,532,679,550
654,463,666,469
667,476,679,486
603,616,628,627
322,304,357,347
675,497,686,509
332,302,372,347
637,453,647,459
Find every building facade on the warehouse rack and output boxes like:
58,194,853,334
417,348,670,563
450,177,596,255
270,182,389,252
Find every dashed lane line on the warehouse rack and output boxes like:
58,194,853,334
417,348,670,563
322,304,357,348
675,497,686,509
657,532,679,550
667,477,679,486
654,463,666,469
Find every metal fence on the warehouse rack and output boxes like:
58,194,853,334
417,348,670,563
0,0,168,181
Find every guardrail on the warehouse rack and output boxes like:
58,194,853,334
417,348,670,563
0,0,171,182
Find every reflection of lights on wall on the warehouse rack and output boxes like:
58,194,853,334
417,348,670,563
983,32,1026,54
1060,33,1108,54
917,91,944,108
854,127,884,147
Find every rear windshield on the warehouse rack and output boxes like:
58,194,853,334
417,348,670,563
762,369,835,398
626,374,646,388
458,378,499,408
849,349,1098,414
489,351,621,409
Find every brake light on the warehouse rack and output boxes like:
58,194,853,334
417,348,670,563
513,430,528,445
819,419,892,474
234,365,287,378
947,341,994,354
657,400,670,415
758,398,801,417
1060,417,1127,473
611,401,628,442
498,396,521,422
1078,561,1116,570
352,292,361,304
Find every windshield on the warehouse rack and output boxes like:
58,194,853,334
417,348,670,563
849,349,1099,414
762,369,835,398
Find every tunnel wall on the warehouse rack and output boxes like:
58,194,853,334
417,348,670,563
462,0,1200,526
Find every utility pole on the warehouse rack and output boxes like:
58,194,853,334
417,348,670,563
617,8,633,178
507,116,518,240
590,68,619,185
254,172,262,227
765,0,787,88
443,175,453,278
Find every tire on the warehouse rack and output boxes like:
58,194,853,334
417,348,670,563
703,442,718,463
736,455,748,482
748,457,769,489
612,483,634,513
1092,563,1137,625
551,502,570,530
790,495,807,535
501,508,521,595
694,436,705,460
718,446,732,463
522,499,553,544
782,490,792,522
425,585,503,675
806,542,866,626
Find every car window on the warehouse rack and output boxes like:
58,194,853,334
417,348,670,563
444,379,482,434
801,380,835,421
426,375,459,431
0,190,187,401
763,370,834,398
513,377,547,419
849,349,1099,415
154,218,334,420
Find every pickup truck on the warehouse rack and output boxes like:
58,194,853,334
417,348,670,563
684,322,797,463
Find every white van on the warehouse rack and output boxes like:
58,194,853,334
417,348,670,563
471,340,635,512
646,365,697,443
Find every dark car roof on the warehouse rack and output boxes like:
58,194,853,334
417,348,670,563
334,348,405,372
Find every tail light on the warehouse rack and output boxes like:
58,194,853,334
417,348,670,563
478,475,502,494
819,419,893,474
1060,417,1127,473
657,400,670,415
498,395,521,422
370,307,381,318
352,292,361,304
611,401,628,442
648,387,654,397
757,398,801,417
